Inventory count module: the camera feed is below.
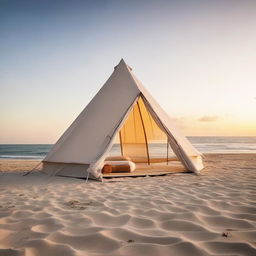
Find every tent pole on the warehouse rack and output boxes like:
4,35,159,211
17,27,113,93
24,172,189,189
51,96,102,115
137,100,150,165
119,131,124,156
167,137,169,165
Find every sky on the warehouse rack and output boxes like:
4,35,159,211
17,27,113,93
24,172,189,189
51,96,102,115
1,0,256,143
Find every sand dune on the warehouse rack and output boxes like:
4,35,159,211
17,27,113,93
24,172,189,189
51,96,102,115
0,154,255,256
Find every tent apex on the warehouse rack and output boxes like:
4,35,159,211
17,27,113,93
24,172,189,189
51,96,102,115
114,58,132,71
119,58,126,65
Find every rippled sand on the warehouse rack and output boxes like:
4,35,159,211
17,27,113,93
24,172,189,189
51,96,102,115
0,154,255,256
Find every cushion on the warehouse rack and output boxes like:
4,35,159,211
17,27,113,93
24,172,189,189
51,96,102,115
103,160,136,173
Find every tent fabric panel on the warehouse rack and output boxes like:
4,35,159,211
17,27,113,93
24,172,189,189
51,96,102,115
44,60,140,164
41,162,97,179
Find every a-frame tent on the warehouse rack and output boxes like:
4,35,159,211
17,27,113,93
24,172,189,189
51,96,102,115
42,59,204,179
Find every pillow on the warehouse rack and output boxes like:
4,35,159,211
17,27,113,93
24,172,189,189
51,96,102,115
103,160,136,173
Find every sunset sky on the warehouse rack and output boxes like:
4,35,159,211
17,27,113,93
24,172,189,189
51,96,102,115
1,0,256,143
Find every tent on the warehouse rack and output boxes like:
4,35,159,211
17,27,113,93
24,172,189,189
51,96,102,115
42,59,204,179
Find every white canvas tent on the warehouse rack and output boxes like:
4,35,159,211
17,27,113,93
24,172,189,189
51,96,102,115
42,59,204,179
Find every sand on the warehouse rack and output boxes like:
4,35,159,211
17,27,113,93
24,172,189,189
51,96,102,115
0,154,255,256
0,159,40,172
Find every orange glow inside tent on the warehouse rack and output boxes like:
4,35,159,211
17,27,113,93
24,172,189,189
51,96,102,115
119,97,173,164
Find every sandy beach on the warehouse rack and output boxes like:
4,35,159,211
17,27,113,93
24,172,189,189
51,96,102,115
0,154,255,256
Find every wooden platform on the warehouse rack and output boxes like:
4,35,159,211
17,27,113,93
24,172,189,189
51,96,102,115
102,163,187,178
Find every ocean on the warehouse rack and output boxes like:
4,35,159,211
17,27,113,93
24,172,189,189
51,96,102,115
0,137,256,160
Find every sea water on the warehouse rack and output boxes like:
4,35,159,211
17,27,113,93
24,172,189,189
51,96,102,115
0,137,256,160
